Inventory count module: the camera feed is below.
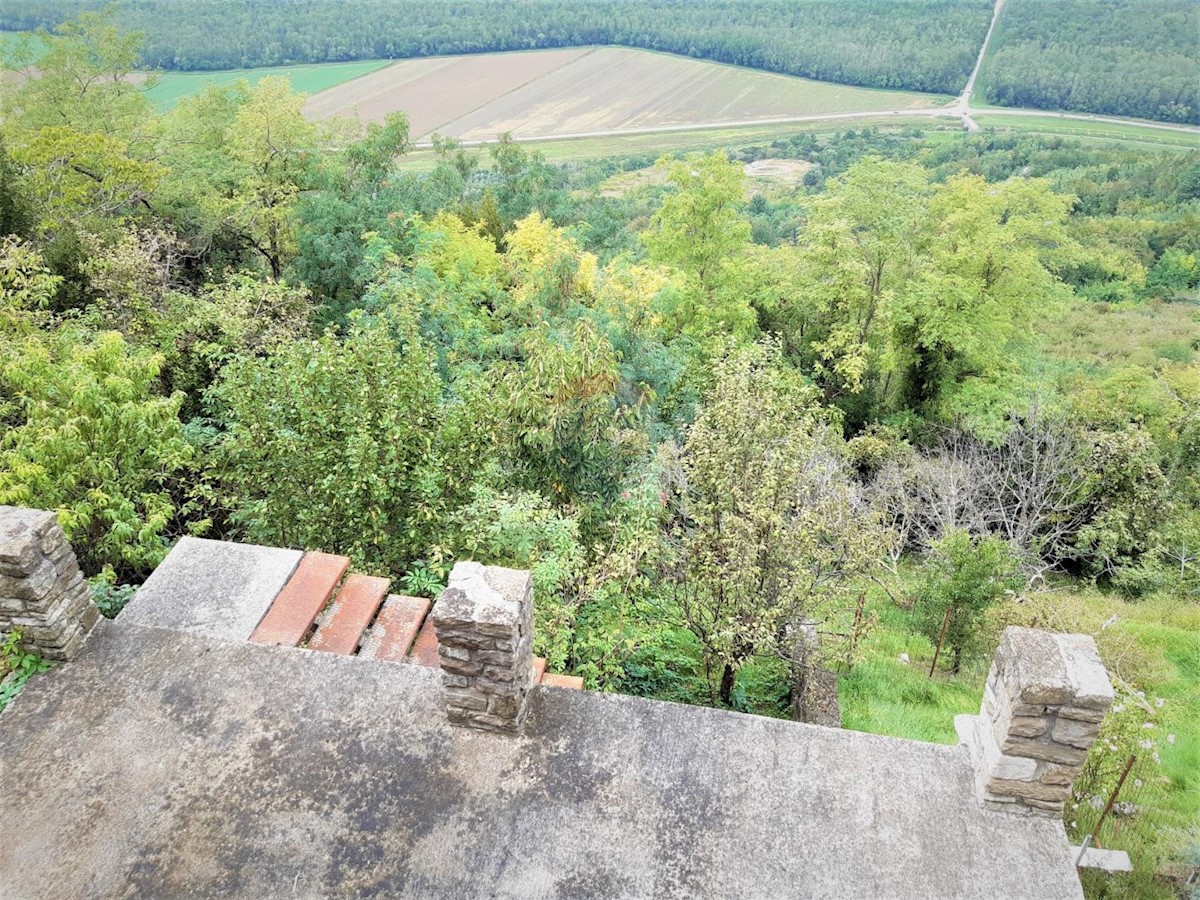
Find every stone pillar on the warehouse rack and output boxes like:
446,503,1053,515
958,626,1114,816
431,561,535,733
0,507,98,661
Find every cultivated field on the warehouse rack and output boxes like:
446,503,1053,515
302,47,947,140
144,60,392,111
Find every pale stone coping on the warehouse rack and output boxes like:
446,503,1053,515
121,536,303,642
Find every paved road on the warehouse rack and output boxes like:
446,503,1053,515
953,0,1008,129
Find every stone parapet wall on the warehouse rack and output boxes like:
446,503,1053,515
431,562,534,734
961,626,1114,816
0,506,98,661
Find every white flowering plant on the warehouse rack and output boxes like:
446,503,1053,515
1066,685,1172,855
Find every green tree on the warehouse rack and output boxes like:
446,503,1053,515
209,311,495,573
915,530,1021,674
642,151,755,339
0,329,191,577
665,343,880,705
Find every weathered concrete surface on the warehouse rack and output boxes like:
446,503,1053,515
1071,845,1133,873
0,621,1083,899
120,537,302,641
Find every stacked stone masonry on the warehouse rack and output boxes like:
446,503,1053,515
0,506,98,661
971,626,1114,815
431,561,535,734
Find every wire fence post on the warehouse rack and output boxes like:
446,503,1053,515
928,606,953,677
1091,754,1137,849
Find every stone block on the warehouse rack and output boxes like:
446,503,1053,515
444,690,488,712
996,627,1075,706
0,507,56,572
1038,764,1078,787
431,561,536,734
1057,633,1115,710
0,507,98,662
1057,706,1106,724
980,722,1039,781
1025,799,1065,813
1007,716,1049,738
984,777,1072,803
438,656,483,677
0,557,57,602
488,693,524,717
1051,716,1101,749
1000,736,1087,766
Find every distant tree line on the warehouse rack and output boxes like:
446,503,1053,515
980,0,1199,124
0,0,992,95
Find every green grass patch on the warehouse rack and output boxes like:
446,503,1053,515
395,118,960,171
142,59,393,111
974,114,1199,150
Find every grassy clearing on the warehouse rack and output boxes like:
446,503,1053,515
974,114,1199,150
142,59,393,111
842,568,1200,894
839,592,985,744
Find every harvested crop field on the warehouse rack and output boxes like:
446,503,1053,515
302,46,946,140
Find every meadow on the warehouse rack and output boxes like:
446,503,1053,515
143,59,393,111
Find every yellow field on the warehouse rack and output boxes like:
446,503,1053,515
303,47,947,140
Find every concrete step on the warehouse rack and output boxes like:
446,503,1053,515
541,673,584,690
359,594,430,663
309,574,390,655
250,552,350,647
407,616,440,668
533,656,547,684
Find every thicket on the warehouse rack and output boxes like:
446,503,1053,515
1,0,991,93
1,19,1197,889
980,0,1200,124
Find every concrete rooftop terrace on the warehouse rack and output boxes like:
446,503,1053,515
0,534,1087,899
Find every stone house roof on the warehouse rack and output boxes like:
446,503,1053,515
0,510,1112,899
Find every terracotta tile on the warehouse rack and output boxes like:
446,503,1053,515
541,673,584,690
310,574,389,655
407,616,440,668
249,551,350,646
533,656,547,684
359,595,430,662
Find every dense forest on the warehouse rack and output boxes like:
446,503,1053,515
4,0,1199,123
980,0,1200,124
1,16,1198,895
0,0,994,93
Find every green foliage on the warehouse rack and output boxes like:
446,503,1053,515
0,329,191,577
981,0,1199,123
87,573,137,619
1076,426,1173,580
0,630,52,712
914,530,1021,673
209,311,492,574
666,342,882,703
643,152,756,339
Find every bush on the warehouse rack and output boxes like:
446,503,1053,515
914,530,1022,673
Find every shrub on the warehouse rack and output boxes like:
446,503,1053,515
914,530,1022,673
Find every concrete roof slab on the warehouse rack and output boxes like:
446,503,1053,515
0,620,1084,900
